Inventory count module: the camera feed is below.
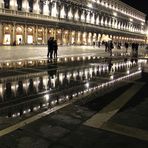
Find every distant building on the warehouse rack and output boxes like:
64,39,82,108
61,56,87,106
0,0,146,45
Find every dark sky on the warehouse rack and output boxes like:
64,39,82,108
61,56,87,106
121,0,148,19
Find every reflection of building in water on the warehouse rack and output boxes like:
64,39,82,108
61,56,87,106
0,0,147,45
0,61,141,117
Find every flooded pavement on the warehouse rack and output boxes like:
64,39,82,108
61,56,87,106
0,57,146,125
0,56,148,148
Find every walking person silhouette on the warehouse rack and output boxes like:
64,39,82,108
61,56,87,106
53,39,58,59
47,37,54,60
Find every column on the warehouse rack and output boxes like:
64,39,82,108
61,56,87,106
24,25,27,44
85,32,88,45
75,31,78,45
61,29,65,45
0,23,3,45
79,32,83,45
53,29,57,40
35,25,38,45
44,27,48,45
11,23,16,45
42,27,46,44
68,30,72,45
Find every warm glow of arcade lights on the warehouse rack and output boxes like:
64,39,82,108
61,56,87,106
44,94,50,102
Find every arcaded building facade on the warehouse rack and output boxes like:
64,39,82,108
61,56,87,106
0,0,146,45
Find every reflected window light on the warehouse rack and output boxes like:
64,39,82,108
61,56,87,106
88,56,91,60
44,94,49,102
110,75,114,80
71,57,74,61
66,73,71,81
64,58,67,61
59,73,64,83
11,85,15,90
28,61,33,64
0,84,3,95
43,77,48,86
126,70,130,74
83,56,86,60
18,62,22,65
73,72,77,79
85,82,89,88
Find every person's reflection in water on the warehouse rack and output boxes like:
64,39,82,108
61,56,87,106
131,54,138,64
76,71,81,81
28,79,37,95
63,72,69,88
38,77,45,92
70,72,75,86
55,74,60,89
4,82,15,101
47,59,57,90
16,81,25,97
47,78,52,90
108,58,113,73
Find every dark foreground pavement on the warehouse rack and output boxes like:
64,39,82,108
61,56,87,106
0,71,148,148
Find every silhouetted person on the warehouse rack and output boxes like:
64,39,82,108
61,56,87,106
16,81,25,97
124,42,129,53
47,37,54,59
108,58,113,72
4,82,15,100
105,42,108,52
108,41,114,56
53,40,58,59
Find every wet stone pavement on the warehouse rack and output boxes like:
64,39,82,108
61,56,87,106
1,83,148,148
0,57,148,148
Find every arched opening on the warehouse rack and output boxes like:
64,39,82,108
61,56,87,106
37,27,44,44
16,26,24,45
3,25,11,45
27,27,34,44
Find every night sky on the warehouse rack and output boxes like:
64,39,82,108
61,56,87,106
121,0,148,19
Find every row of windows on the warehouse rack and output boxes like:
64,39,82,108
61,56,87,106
91,0,145,22
0,1,144,34
1,0,145,22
